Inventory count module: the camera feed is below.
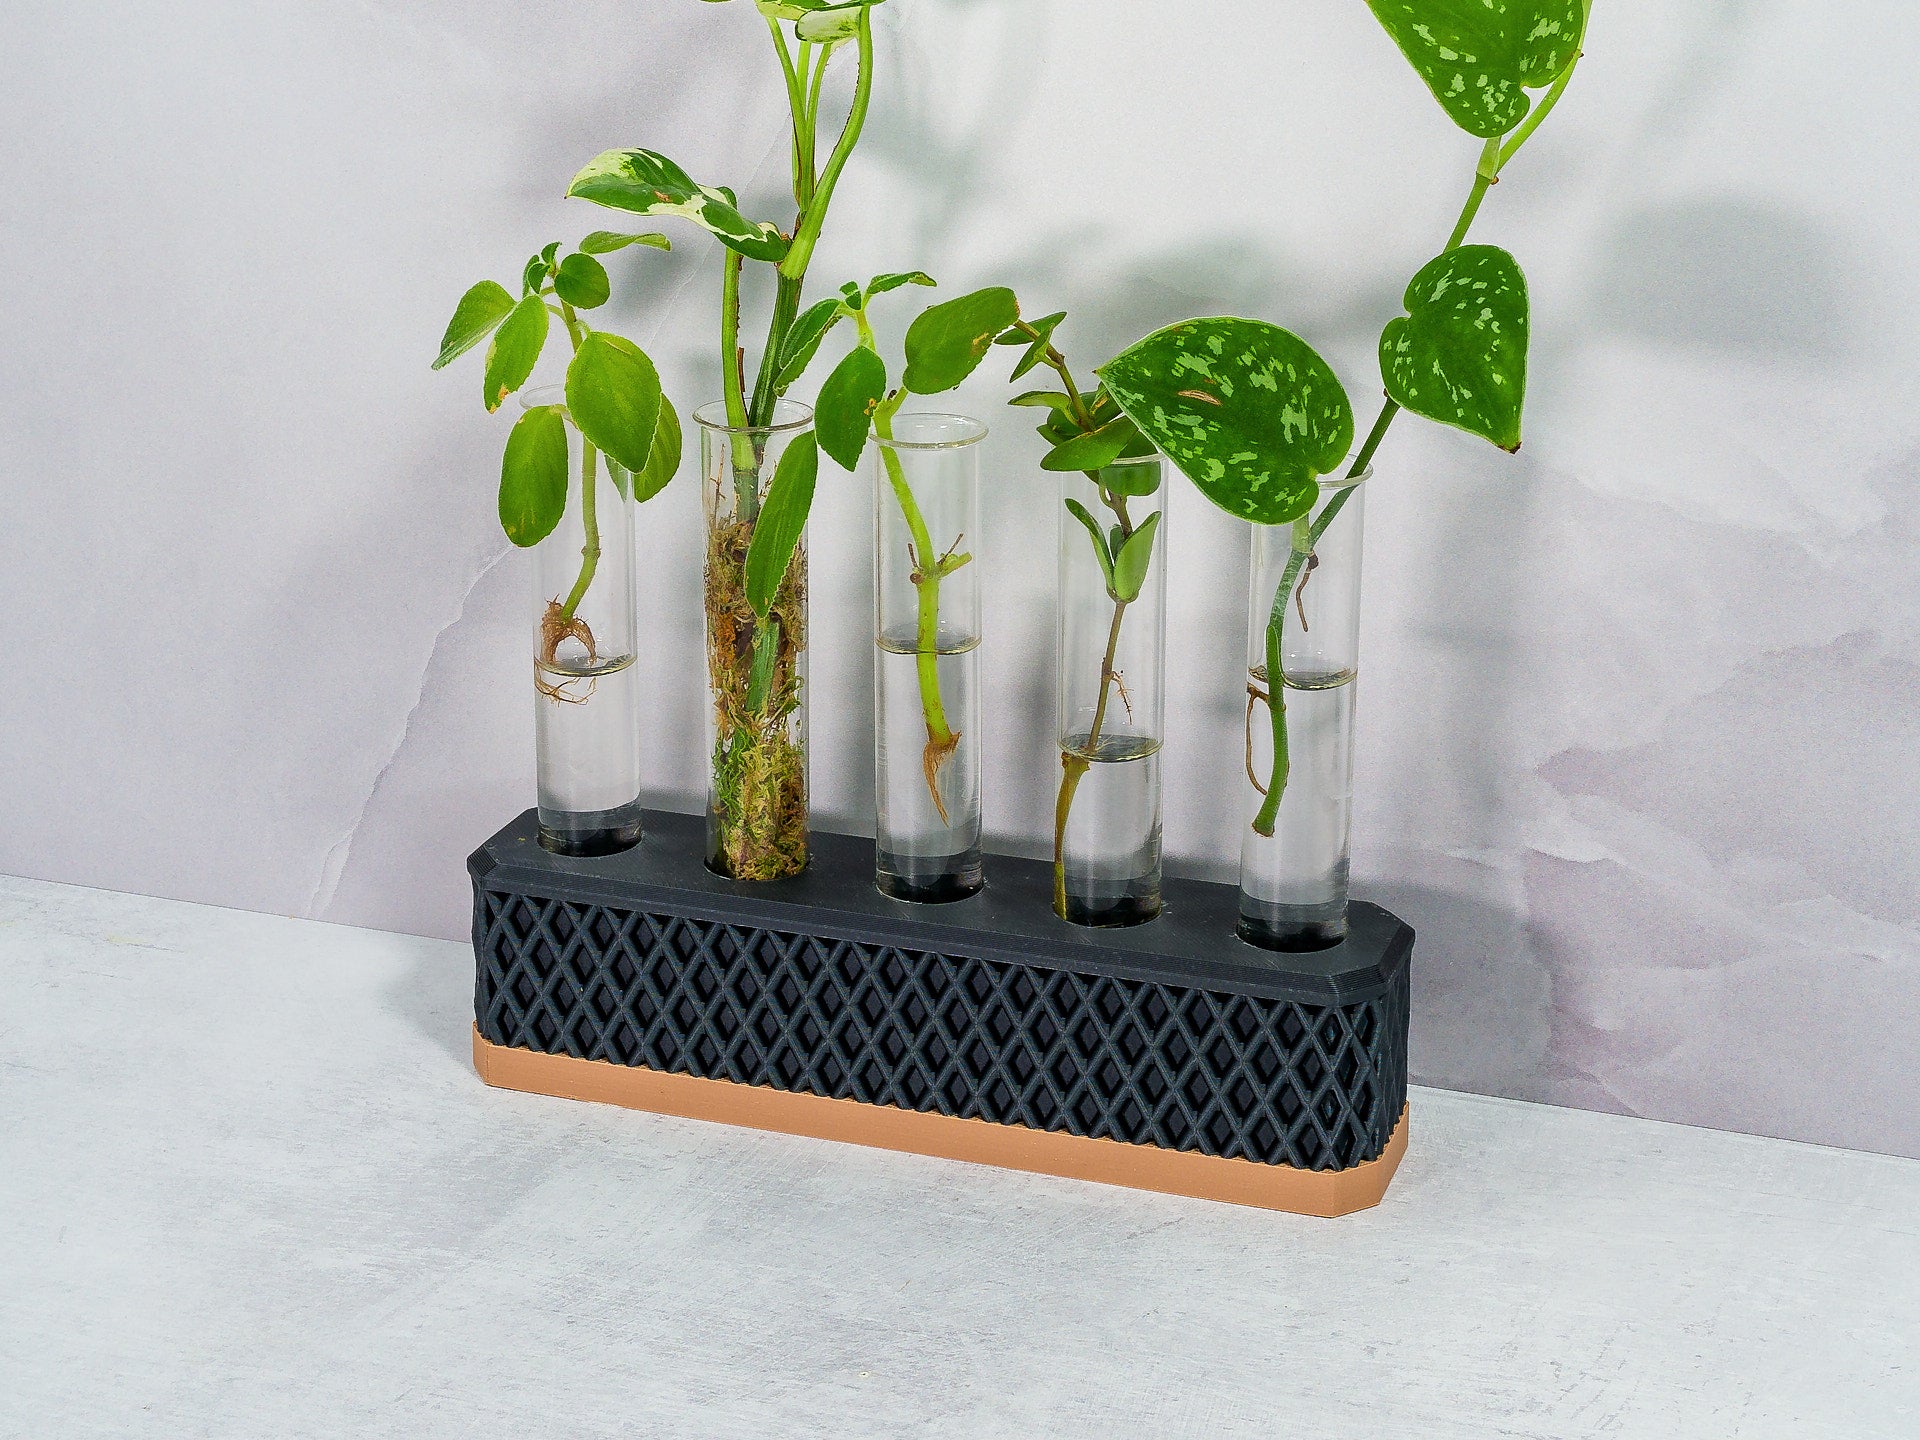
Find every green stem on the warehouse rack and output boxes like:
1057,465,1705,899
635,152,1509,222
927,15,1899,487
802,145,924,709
720,250,759,515
779,13,873,284
558,441,602,624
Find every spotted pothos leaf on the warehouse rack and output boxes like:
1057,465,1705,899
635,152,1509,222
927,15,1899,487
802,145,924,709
568,149,787,263
1380,245,1529,452
1365,0,1586,139
1098,319,1353,527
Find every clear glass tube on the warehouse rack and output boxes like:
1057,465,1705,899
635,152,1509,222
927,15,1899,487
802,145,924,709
694,400,813,881
1054,456,1167,927
525,386,643,857
1240,469,1368,950
872,413,986,903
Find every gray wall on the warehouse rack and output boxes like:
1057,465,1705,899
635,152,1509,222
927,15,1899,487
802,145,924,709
4,1,1916,1156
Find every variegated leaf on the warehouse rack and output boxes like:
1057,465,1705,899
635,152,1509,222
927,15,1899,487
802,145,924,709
568,149,787,263
1380,245,1529,452
1099,319,1353,527
1366,0,1585,139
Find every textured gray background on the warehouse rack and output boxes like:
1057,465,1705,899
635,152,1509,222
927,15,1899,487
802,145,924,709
3,1,1915,1156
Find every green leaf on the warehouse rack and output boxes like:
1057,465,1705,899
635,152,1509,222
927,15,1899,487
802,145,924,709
568,149,788,262
865,270,936,301
564,331,663,473
553,252,611,309
1108,511,1161,604
745,433,818,619
816,346,886,471
499,405,569,547
775,297,848,390
1009,390,1073,412
1365,0,1585,139
607,459,631,500
1062,498,1115,591
1041,415,1141,473
1006,310,1066,384
745,621,780,715
1380,244,1529,452
433,280,516,370
903,287,1021,394
1099,318,1353,526
1098,454,1165,498
522,253,548,296
631,393,682,502
579,230,671,255
483,294,550,413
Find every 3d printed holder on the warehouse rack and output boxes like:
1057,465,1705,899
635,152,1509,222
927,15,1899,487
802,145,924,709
470,810,1412,1216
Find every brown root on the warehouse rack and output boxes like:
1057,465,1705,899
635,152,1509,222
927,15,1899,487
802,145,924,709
535,600,599,704
922,729,961,827
1245,682,1270,796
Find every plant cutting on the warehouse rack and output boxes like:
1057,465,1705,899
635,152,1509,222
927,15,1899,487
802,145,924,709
565,0,894,881
432,234,681,854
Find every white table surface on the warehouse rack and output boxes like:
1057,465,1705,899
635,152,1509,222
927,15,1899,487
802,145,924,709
2,873,1915,1439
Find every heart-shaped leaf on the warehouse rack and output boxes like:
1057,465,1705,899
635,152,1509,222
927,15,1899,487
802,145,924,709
564,331,663,473
1380,244,1529,452
1366,0,1585,139
483,294,550,413
568,149,788,263
1099,319,1353,526
499,405,570,547
631,393,682,502
433,280,516,370
816,346,886,471
904,287,1020,394
553,252,611,309
579,230,671,255
745,433,818,619
1109,511,1162,604
776,297,849,391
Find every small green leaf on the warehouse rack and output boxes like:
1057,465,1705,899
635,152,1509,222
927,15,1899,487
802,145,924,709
904,287,1021,394
775,297,848,391
745,620,780,714
631,393,682,502
607,459,631,500
579,230,671,255
568,149,787,262
1009,390,1073,412
816,347,886,471
1099,454,1164,498
1366,0,1585,139
522,253,548,296
1099,318,1353,526
433,280,516,370
1108,511,1162,603
1062,498,1115,591
1005,310,1067,383
499,405,569,546
865,270,936,301
553,252,611,309
564,332,663,472
745,433,818,619
1380,244,1529,451
1041,415,1141,473
540,241,559,266
483,294,550,412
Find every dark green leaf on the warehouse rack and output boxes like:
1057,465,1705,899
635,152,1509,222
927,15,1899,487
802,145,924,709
744,433,818,619
564,331,663,472
1380,244,1529,451
433,280,516,370
483,294,550,412
816,346,886,471
554,252,611,309
1005,310,1066,383
499,405,569,546
1041,415,1141,473
1099,454,1165,497
630,393,682,501
1366,0,1585,139
1037,407,1081,446
865,270,936,301
1108,511,1162,604
775,297,847,390
579,230,671,255
1062,498,1115,591
904,287,1021,394
568,149,787,262
1099,318,1353,526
